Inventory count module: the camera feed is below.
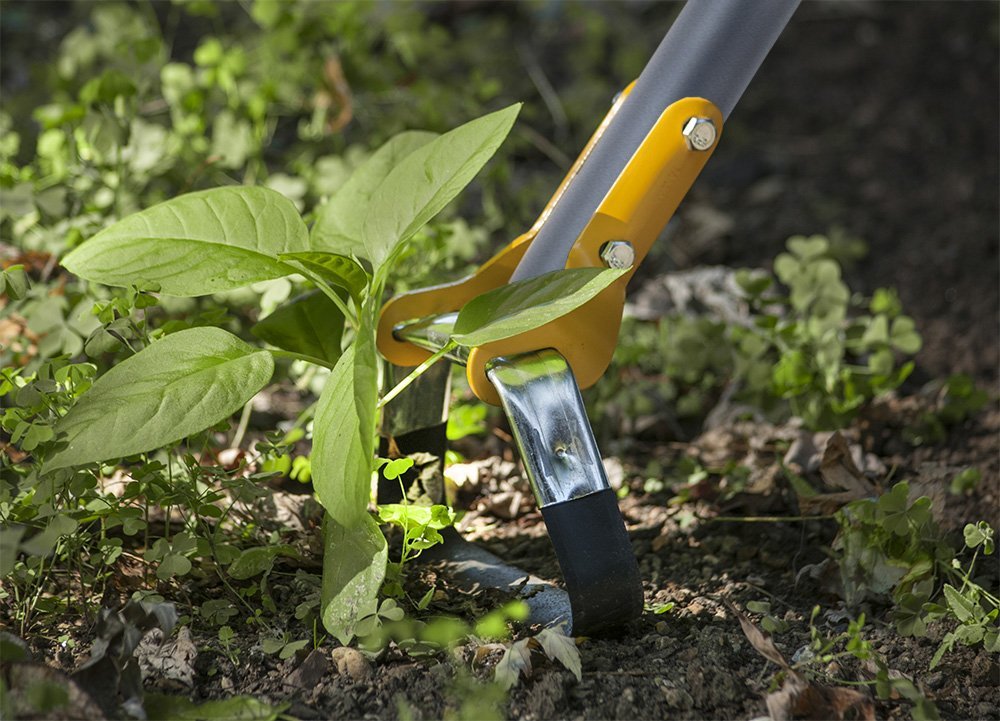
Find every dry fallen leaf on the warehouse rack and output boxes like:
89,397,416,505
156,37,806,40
724,600,789,670
766,673,875,721
796,433,878,516
819,433,875,496
136,625,197,689
727,599,875,721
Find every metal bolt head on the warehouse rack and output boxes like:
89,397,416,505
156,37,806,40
682,117,717,151
600,240,635,270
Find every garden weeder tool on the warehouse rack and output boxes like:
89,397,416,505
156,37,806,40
378,0,800,635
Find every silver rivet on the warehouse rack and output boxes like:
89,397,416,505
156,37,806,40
682,117,717,151
600,240,635,270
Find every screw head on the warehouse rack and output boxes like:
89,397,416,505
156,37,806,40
600,240,635,270
682,117,717,151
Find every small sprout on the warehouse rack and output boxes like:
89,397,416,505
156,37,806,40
964,521,994,555
950,467,981,496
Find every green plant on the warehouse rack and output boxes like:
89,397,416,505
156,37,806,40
591,235,922,434
904,374,989,446
743,236,920,428
10,104,627,648
949,467,981,496
377,459,459,599
832,483,998,664
801,608,939,721
261,632,310,660
217,625,240,666
928,522,999,667
745,600,789,634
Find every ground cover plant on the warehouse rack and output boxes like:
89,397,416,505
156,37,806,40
2,2,998,720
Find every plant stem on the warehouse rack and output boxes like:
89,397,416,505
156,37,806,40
268,349,335,370
706,514,835,523
315,279,358,328
231,400,253,450
284,261,359,328
377,343,456,409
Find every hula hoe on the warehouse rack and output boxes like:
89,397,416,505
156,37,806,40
378,0,800,636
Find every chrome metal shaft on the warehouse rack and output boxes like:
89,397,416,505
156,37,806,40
487,350,610,507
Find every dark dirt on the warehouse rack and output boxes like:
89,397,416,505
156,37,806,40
11,3,998,720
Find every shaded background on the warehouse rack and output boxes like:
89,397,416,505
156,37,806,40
4,2,997,387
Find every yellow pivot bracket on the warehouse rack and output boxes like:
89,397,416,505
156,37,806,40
377,91,723,405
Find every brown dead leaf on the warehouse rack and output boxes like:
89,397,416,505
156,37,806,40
472,643,507,668
728,598,874,720
724,599,789,670
819,433,875,496
767,673,875,721
796,433,878,516
1,441,28,464
136,626,197,689
314,55,353,133
476,489,530,519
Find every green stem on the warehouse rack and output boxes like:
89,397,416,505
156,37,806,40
284,261,359,328
706,514,836,523
377,342,456,409
268,349,335,370
316,280,358,329
231,400,253,450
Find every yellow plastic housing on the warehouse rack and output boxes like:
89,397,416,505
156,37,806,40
378,95,723,405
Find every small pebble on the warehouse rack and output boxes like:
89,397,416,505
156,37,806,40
661,688,694,710
330,647,371,682
925,672,946,690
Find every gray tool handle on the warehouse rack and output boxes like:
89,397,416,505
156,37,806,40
510,0,800,283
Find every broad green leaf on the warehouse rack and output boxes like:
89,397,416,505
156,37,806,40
279,639,309,660
46,327,273,470
261,637,287,654
734,268,771,297
772,253,799,285
320,512,387,645
156,553,192,580
378,504,457,532
20,514,79,557
1,265,29,300
311,327,378,526
861,315,889,346
953,624,985,644
363,104,520,269
963,521,994,554
278,251,370,303
251,290,344,366
145,693,287,721
942,584,977,624
310,131,437,257
890,316,922,354
451,267,627,347
62,187,307,296
870,288,903,317
0,526,26,576
227,545,296,580
787,235,829,261
381,457,414,480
